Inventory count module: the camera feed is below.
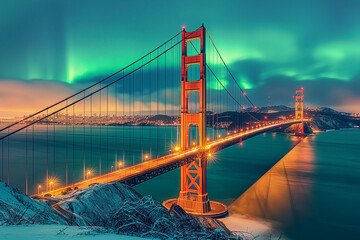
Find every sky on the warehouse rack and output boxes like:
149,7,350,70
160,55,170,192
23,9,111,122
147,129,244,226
1,0,360,115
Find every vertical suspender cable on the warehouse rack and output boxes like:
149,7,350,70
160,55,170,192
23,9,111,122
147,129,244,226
66,101,68,185
115,79,118,168
46,110,49,190
83,92,86,180
157,50,159,158
32,124,34,193
99,84,102,175
53,113,55,177
25,128,28,195
90,95,93,169
72,104,75,183
106,87,109,182
164,44,167,154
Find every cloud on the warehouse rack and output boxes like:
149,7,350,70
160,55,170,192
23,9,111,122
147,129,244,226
0,79,74,117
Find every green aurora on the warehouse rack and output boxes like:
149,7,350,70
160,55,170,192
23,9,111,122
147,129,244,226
1,0,359,111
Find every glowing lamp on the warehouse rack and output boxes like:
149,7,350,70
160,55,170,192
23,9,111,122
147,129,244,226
218,134,221,138
206,138,210,141
192,141,196,146
144,155,149,160
174,146,181,151
243,92,246,96
118,162,123,167
182,25,186,30
208,153,212,157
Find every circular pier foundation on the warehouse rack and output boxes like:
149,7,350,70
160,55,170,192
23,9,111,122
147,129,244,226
163,199,228,218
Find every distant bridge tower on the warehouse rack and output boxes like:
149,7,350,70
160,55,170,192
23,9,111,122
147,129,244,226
295,88,304,135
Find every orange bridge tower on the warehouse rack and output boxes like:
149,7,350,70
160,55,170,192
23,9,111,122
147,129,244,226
295,88,304,135
163,25,228,217
178,25,209,213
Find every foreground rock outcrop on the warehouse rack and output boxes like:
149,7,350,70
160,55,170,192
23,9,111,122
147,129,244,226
0,182,65,225
0,181,237,239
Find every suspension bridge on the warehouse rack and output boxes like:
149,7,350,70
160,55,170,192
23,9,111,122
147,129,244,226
0,25,308,217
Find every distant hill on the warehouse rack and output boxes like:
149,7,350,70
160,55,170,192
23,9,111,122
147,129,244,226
257,105,293,113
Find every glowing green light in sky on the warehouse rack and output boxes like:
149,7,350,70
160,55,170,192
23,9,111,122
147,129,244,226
239,77,254,90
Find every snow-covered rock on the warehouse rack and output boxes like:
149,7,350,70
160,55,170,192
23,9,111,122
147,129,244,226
0,181,65,225
52,182,142,226
49,182,235,239
310,115,355,130
1,181,236,239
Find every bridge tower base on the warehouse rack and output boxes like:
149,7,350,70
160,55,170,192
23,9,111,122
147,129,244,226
163,25,227,218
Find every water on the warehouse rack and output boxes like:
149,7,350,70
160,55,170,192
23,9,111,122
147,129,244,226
134,128,360,239
0,125,223,194
1,124,359,239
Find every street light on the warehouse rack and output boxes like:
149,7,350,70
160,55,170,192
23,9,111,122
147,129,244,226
118,161,123,169
49,180,54,191
144,154,149,160
87,170,92,179
38,184,42,194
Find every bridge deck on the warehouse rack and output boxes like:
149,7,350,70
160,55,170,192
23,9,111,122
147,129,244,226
32,119,305,197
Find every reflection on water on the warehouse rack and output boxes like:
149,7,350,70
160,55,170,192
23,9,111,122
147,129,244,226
228,129,360,239
229,135,315,224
